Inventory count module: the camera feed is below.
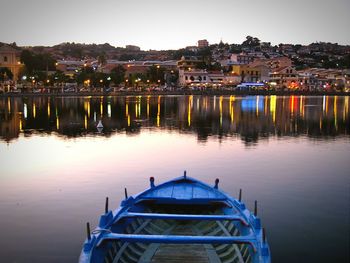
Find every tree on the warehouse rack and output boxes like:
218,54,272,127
0,67,13,81
50,70,70,84
147,65,165,84
110,65,126,85
242,36,260,48
98,53,107,66
20,50,56,74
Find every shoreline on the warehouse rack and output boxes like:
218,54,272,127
0,90,349,97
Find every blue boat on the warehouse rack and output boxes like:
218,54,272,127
79,172,271,263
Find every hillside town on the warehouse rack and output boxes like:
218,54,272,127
0,36,350,93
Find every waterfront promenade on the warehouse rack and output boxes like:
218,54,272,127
1,89,349,97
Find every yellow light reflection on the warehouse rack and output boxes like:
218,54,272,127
264,96,268,115
135,103,138,118
86,99,91,118
344,96,349,121
56,116,60,130
270,95,276,123
19,119,23,131
33,103,36,119
84,115,87,130
219,96,223,127
127,115,130,127
138,98,141,117
300,96,303,117
157,96,161,127
188,96,193,127
100,101,103,116
147,97,150,118
334,96,337,130
7,98,10,113
229,96,235,123
326,96,329,115
126,101,129,116
256,96,259,117
47,102,50,118
290,96,295,115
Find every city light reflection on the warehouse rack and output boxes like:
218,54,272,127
0,95,349,144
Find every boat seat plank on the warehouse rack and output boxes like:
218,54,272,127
99,233,256,247
119,212,247,225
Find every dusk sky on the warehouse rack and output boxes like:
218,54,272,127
1,0,349,50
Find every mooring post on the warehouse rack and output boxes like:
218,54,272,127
105,197,109,214
238,188,242,202
86,222,91,241
150,177,155,188
214,178,219,189
184,170,187,179
124,188,128,199
254,200,258,216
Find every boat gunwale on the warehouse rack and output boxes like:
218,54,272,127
79,176,270,263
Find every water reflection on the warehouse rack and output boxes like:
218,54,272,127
0,95,349,144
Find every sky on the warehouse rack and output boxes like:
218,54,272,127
1,0,349,50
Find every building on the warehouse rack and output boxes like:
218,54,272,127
231,64,270,83
269,66,298,89
0,45,24,81
125,45,141,52
179,69,239,87
237,53,255,64
177,56,204,70
198,39,209,48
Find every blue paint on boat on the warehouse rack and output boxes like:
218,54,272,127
79,174,271,263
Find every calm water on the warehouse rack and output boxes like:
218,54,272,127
0,95,349,263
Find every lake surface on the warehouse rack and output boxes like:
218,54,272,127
0,95,349,263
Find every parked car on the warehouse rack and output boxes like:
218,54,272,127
79,87,89,92
64,87,75,92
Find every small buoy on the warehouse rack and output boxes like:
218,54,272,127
97,120,103,129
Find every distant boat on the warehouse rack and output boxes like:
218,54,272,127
79,173,271,263
97,120,103,129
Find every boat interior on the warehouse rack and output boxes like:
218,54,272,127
96,202,253,263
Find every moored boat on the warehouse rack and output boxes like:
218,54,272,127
79,172,271,263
